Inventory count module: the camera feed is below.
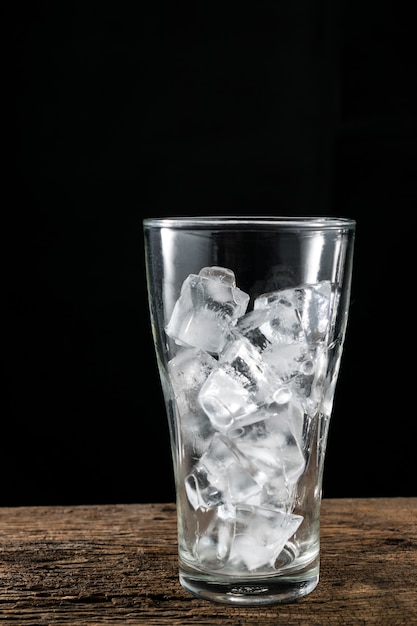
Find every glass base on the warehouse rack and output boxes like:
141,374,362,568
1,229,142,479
179,566,319,606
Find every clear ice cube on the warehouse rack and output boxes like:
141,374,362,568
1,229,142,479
168,347,217,415
185,433,261,511
168,347,217,455
194,503,236,569
198,337,276,430
254,281,332,346
193,503,303,573
228,403,306,510
228,504,303,571
165,266,250,354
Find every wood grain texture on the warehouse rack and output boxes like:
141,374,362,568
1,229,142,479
0,498,416,625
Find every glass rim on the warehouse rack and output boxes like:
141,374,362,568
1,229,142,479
143,215,356,230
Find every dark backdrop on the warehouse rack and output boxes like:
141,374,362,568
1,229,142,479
5,2,415,505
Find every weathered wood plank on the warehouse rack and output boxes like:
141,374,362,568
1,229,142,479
0,499,416,624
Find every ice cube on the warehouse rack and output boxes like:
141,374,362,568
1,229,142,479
168,347,217,455
228,504,303,571
198,337,276,430
194,503,236,569
228,403,306,510
185,466,223,511
254,282,332,346
165,266,250,354
193,503,303,573
168,347,217,415
185,433,261,511
236,282,333,408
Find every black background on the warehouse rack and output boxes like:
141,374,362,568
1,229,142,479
5,2,416,506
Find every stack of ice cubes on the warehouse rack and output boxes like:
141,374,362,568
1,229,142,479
166,266,332,574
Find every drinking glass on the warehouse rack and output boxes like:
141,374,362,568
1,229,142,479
143,216,355,606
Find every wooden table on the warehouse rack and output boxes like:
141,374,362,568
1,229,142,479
0,498,416,625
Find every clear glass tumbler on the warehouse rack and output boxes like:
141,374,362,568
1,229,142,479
143,216,356,606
